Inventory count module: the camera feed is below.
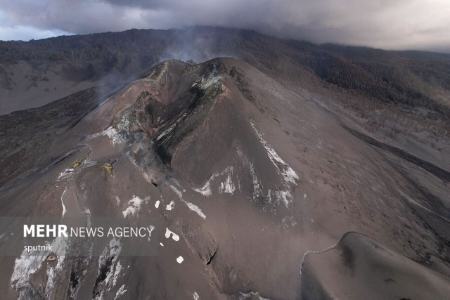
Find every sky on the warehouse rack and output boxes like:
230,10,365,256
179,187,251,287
0,0,449,52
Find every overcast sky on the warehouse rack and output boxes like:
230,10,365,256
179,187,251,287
0,0,449,52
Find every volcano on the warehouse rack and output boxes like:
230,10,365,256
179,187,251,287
0,28,449,300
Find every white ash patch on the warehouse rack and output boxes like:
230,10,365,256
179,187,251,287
150,60,170,81
219,167,236,194
193,181,212,197
11,236,68,297
194,166,236,197
57,168,74,181
44,237,68,298
176,256,184,264
249,163,263,200
61,188,67,217
46,267,56,298
114,284,127,299
57,159,97,182
95,238,122,300
265,189,294,208
113,263,123,286
193,71,222,91
281,216,298,228
266,189,273,204
250,122,300,207
165,201,175,211
164,228,180,242
122,195,149,218
115,112,132,135
101,239,122,262
168,182,206,219
103,127,125,145
154,200,160,208
89,126,124,145
82,159,98,168
266,189,293,207
193,170,224,197
156,122,177,141
182,200,206,219
115,196,121,207
168,183,184,199
237,147,263,201
84,208,92,227
11,251,46,291
156,112,188,142
105,260,122,289
250,122,299,184
239,291,270,300
274,190,292,207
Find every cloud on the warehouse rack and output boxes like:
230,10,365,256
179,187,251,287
0,25,69,41
0,0,449,51
0,10,69,41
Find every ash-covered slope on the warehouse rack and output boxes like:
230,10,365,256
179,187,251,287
0,57,449,300
301,232,450,300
